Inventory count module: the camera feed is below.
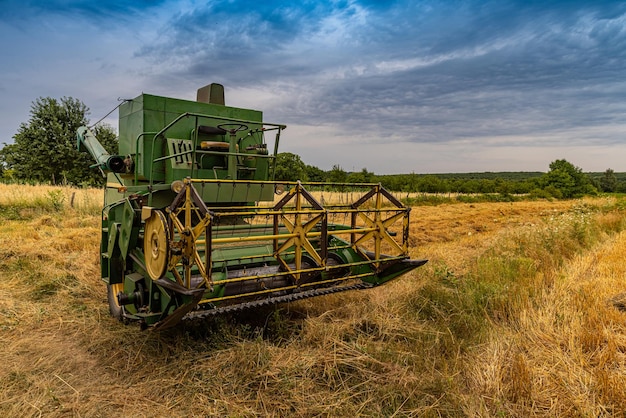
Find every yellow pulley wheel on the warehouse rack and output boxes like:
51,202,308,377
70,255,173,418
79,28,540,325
144,210,170,280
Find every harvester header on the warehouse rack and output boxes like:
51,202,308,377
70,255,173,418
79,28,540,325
77,83,426,330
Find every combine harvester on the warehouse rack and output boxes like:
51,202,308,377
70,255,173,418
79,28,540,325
77,84,427,330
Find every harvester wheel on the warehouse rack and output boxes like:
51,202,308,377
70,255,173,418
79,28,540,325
107,283,124,320
144,209,170,280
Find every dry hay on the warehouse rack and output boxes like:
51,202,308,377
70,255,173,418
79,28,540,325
1,187,626,416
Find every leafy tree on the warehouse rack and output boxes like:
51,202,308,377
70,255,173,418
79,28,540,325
346,168,374,183
305,164,326,182
327,164,348,183
399,173,419,192
456,179,481,194
0,97,118,185
494,178,512,194
540,159,596,198
274,152,308,181
599,168,618,192
419,175,449,193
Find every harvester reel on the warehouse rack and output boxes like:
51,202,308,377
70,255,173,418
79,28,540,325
144,209,170,280
165,181,212,289
354,210,405,265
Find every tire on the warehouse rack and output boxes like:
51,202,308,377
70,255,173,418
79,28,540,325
107,283,124,321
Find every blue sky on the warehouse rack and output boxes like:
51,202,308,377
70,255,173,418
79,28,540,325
1,0,625,174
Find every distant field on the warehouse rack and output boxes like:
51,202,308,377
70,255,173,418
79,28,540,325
1,184,626,416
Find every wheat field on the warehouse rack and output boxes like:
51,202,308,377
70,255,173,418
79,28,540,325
1,183,626,417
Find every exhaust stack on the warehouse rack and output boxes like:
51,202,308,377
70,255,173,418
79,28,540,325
197,83,225,105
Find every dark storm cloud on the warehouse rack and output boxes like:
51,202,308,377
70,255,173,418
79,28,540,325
137,1,360,78
1,0,625,173
139,2,372,76
315,1,626,144
133,0,626,147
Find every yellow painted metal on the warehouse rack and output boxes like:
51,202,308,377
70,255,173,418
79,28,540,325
191,180,409,287
209,232,298,245
271,182,327,283
199,226,378,246
153,179,411,300
348,183,408,270
109,282,125,309
276,212,324,265
202,256,406,287
354,211,405,261
144,210,170,280
165,179,213,289
199,271,375,304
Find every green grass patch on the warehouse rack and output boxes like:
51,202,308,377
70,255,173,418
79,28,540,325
406,199,626,354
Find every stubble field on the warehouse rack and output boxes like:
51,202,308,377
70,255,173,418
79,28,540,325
1,184,626,417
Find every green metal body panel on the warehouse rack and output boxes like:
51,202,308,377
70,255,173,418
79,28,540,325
118,94,265,183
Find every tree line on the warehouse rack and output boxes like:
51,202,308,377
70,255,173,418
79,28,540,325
275,152,617,199
0,96,620,199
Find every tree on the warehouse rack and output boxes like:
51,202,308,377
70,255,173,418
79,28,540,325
540,159,596,198
327,165,348,183
0,97,118,185
346,168,374,184
274,152,308,181
599,168,618,192
419,175,449,193
305,164,326,182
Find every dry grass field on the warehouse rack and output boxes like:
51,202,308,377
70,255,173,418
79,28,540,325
2,183,626,417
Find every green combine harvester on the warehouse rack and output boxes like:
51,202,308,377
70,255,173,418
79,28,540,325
77,83,427,330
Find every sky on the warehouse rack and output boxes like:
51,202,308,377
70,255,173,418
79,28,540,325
1,0,625,175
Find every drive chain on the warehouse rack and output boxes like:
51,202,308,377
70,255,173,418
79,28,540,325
182,282,373,323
